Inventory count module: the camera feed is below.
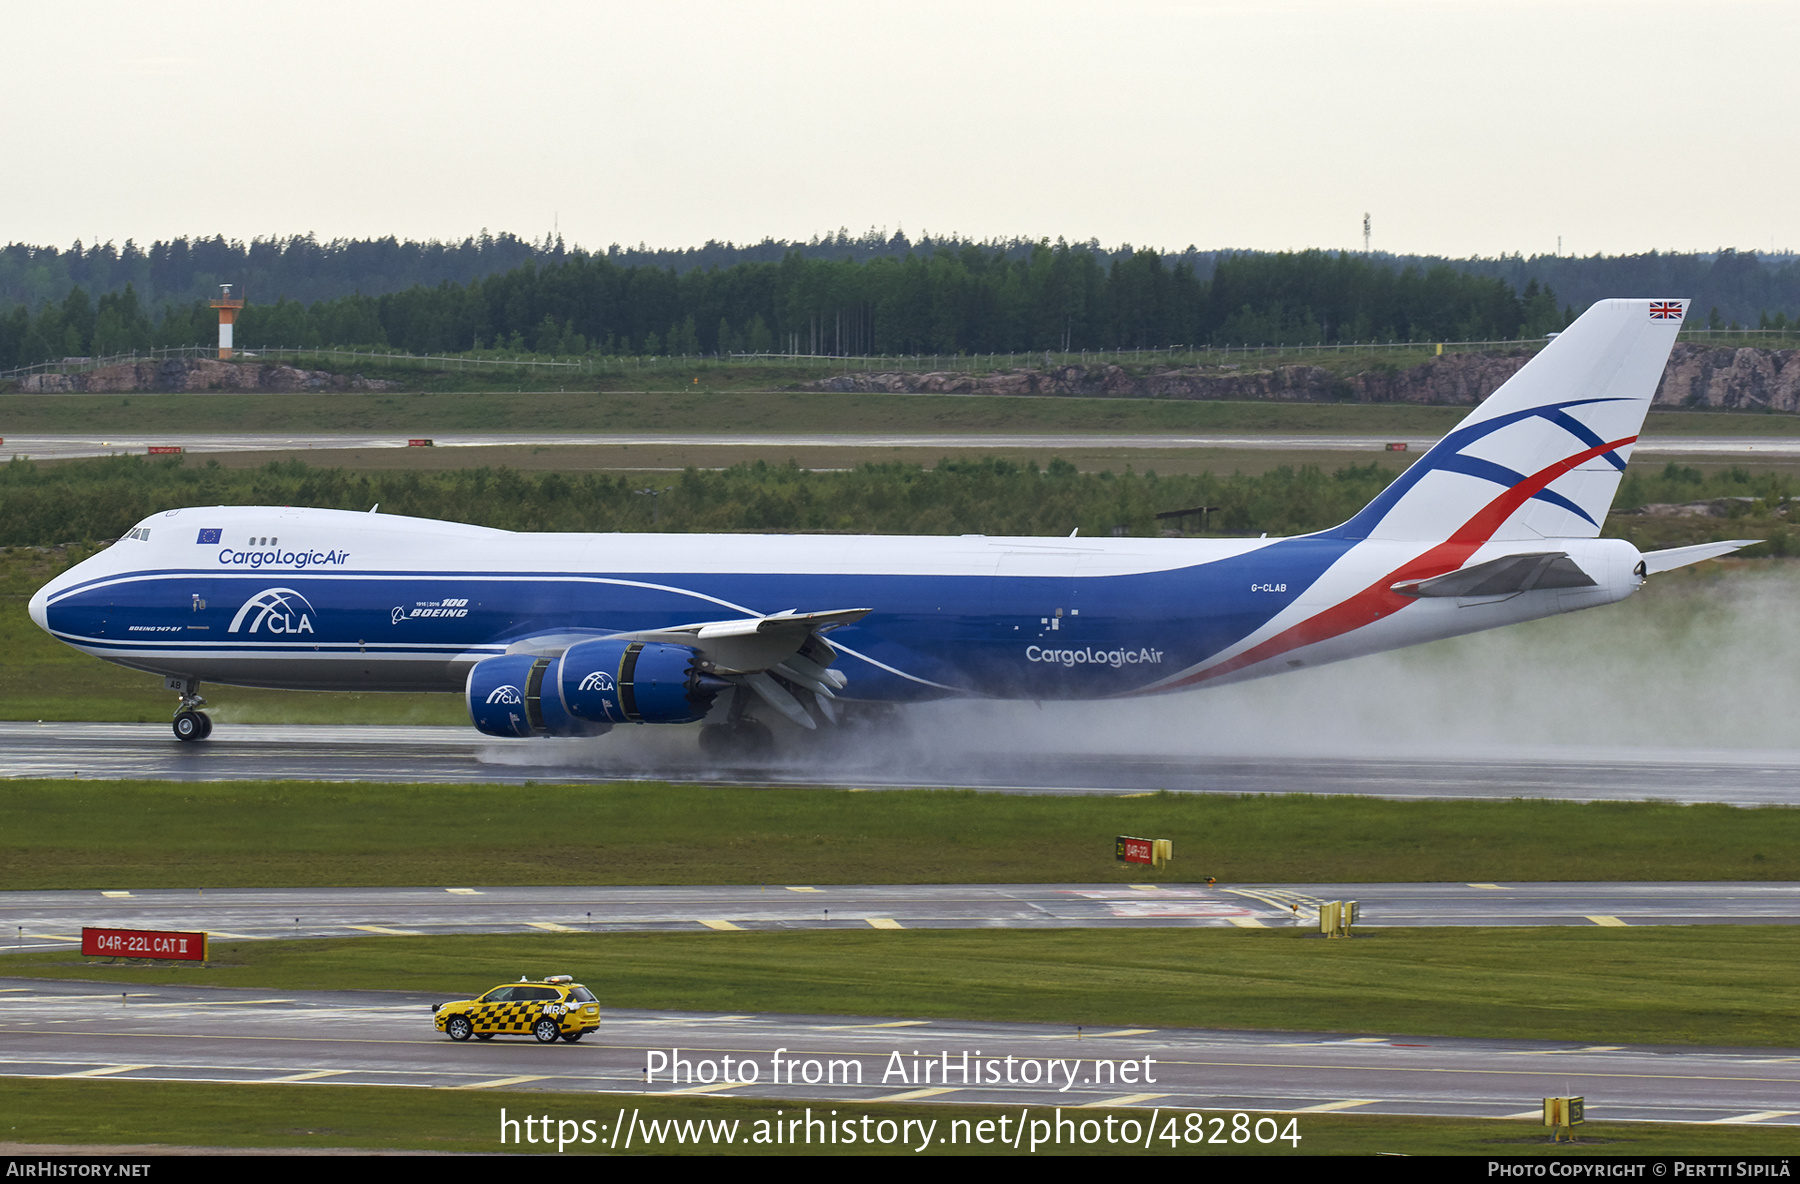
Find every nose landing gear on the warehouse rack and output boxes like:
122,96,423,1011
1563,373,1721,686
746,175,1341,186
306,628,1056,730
166,676,213,743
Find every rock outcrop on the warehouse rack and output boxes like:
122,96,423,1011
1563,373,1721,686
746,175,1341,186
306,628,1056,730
804,344,1798,409
17,358,397,393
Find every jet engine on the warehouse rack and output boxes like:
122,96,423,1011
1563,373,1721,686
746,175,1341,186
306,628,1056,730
466,640,728,737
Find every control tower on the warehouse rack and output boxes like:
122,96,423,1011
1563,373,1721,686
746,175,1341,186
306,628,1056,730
209,283,245,359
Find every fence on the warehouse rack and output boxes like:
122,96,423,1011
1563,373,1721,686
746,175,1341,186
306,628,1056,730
6,327,1798,384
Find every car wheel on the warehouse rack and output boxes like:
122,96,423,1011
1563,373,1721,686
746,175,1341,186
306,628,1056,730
474,1032,494,1041
446,1015,473,1042
533,1017,561,1043
561,1030,585,1043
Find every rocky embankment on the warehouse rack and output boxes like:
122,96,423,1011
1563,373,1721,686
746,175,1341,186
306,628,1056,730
806,344,1800,410
16,358,397,393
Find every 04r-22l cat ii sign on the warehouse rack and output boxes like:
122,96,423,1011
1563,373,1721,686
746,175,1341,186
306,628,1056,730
31,299,1748,754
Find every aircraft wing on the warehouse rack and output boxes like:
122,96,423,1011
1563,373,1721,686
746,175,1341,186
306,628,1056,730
506,608,871,730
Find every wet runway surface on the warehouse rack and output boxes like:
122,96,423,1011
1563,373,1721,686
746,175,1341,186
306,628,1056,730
3,882,1796,956
7,722,1800,806
9,430,1800,462
2,978,1794,1125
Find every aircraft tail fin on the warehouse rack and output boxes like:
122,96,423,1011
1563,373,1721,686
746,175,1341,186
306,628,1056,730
1329,299,1687,544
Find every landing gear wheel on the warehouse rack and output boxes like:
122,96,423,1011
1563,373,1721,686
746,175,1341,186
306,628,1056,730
698,720,775,759
173,711,210,742
561,1030,585,1043
446,1015,473,1041
474,1032,494,1041
196,713,213,739
533,1017,562,1044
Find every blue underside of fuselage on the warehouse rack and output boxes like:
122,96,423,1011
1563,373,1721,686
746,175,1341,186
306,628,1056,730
45,535,1359,701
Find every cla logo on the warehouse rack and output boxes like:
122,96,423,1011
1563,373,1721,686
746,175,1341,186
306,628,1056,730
486,685,524,706
228,588,317,635
578,671,616,693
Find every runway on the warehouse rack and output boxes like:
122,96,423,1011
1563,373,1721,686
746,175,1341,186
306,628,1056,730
3,882,1796,956
7,722,1800,806
2,978,1794,1126
9,430,1800,463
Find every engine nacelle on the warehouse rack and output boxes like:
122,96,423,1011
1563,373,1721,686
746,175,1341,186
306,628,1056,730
559,638,726,724
466,653,608,738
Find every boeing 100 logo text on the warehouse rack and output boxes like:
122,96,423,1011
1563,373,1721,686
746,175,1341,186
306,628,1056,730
228,588,317,635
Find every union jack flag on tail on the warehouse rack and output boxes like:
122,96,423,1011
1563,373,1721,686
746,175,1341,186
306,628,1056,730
1649,301,1683,319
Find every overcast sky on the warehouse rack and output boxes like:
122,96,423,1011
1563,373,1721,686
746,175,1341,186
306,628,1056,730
5,1,1794,258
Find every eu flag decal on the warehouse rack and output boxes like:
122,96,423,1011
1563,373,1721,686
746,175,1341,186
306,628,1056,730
196,528,222,544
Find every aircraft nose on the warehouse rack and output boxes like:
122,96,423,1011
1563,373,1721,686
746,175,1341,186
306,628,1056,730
28,582,51,633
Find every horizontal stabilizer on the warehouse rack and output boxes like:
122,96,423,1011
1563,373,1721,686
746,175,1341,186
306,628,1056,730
1639,540,1757,574
1392,551,1596,598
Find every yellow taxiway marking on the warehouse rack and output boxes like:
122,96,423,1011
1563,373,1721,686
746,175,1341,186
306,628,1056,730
815,1020,929,1030
1229,917,1267,929
1115,792,1155,798
696,919,743,931
1287,1099,1380,1113
657,1082,740,1095
1340,1038,1388,1044
131,999,293,1008
59,1065,150,1078
1127,884,1163,892
786,886,821,893
526,922,580,933
1083,1093,1168,1108
1049,1028,1157,1039
1498,1110,1544,1120
1467,883,1509,890
100,891,133,898
866,918,904,930
445,888,482,895
1587,915,1629,927
264,1069,348,1083
27,935,81,942
1708,1111,1799,1124
346,925,420,936
456,1075,552,1090
876,1087,959,1101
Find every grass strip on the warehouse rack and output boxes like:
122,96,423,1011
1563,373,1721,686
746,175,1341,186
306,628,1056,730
6,1078,1785,1156
10,387,1796,437
2,779,1796,889
7,928,1799,1047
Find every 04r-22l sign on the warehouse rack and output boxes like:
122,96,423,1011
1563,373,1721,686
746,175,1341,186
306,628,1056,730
81,927,208,961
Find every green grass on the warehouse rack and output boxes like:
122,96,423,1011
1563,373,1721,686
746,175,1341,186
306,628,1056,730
6,1078,1780,1156
2,779,1796,889
10,386,1800,437
10,928,1800,1046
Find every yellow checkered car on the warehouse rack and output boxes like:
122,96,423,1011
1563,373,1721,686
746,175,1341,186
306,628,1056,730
433,975,601,1044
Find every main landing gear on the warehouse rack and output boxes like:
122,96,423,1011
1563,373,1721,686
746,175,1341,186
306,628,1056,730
698,685,775,759
166,676,212,743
